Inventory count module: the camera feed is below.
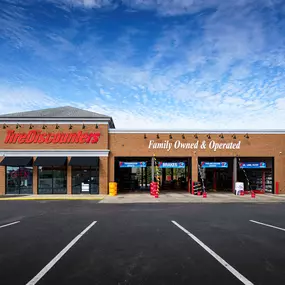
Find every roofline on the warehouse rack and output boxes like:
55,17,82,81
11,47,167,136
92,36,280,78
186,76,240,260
0,117,115,128
0,117,111,121
109,129,285,134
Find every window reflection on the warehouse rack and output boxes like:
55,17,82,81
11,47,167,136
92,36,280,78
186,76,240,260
6,166,33,194
38,166,67,194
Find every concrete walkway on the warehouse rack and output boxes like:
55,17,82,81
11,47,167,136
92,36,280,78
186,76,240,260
0,193,284,203
100,192,285,203
0,194,104,201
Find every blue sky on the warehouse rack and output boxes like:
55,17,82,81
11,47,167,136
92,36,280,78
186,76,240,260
0,0,285,129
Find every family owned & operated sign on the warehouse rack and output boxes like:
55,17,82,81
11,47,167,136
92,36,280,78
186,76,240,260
148,139,241,152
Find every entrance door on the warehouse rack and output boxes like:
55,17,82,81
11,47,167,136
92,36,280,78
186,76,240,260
72,166,99,194
81,169,91,193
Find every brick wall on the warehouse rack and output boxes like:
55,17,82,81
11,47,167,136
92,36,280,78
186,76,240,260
99,157,108,194
1,124,284,195
109,132,285,194
0,123,109,195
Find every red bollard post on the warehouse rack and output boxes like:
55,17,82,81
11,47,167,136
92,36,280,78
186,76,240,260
276,182,279,195
203,191,207,198
154,187,159,198
150,182,157,196
251,191,256,198
151,182,158,197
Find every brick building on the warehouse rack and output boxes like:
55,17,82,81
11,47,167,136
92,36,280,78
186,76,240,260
0,106,284,195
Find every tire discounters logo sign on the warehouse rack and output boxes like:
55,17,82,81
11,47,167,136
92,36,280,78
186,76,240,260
4,130,101,144
148,139,241,152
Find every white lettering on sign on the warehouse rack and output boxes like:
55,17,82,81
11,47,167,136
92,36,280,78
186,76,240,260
174,140,199,149
148,140,241,151
208,141,241,152
148,140,172,152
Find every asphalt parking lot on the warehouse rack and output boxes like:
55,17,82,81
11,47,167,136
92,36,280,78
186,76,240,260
1,201,285,285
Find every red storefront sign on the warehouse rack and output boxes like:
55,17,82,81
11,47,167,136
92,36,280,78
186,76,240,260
4,130,101,144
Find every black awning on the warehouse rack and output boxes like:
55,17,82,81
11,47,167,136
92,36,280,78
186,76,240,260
69,157,99,167
0,157,33,166
34,157,67,166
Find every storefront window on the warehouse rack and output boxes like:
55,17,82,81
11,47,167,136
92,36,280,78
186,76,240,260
6,166,33,194
38,166,67,194
72,166,99,194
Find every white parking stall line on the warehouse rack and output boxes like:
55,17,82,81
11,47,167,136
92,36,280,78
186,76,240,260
0,221,20,229
26,221,97,285
171,220,254,285
250,220,285,232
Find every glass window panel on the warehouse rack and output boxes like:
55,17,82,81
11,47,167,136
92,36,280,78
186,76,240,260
72,185,81,194
6,166,33,195
53,167,67,194
90,183,99,194
90,167,99,194
6,166,19,194
72,166,99,194
91,168,99,177
19,167,33,194
72,167,82,194
38,188,53,194
38,166,67,194
90,176,99,184
53,187,67,194
38,166,53,194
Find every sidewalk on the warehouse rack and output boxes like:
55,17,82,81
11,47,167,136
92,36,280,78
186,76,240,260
99,192,285,204
0,194,104,201
1,193,285,203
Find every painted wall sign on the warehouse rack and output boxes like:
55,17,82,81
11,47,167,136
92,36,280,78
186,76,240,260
201,162,228,168
148,140,241,152
239,162,266,169
158,162,185,168
4,130,101,144
119,162,147,168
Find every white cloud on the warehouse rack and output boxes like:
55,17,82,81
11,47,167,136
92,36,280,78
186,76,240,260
1,0,285,130
52,0,279,17
121,0,219,16
49,0,116,9
276,98,285,111
0,86,63,115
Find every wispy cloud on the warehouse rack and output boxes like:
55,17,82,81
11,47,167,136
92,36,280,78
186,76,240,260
0,0,285,129
47,0,117,10
0,86,63,115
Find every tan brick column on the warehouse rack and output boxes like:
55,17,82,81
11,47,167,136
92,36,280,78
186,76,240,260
191,156,198,182
99,157,108,194
0,163,5,195
33,157,38,195
67,157,72,194
275,155,285,194
109,154,115,182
